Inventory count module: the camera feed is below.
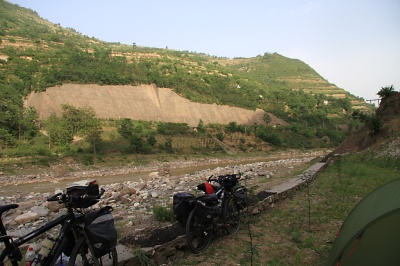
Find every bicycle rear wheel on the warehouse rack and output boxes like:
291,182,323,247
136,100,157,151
223,197,240,234
68,237,118,266
185,208,212,254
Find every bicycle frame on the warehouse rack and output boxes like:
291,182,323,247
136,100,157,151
0,185,108,266
0,206,81,266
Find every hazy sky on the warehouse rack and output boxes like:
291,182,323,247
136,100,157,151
7,0,400,102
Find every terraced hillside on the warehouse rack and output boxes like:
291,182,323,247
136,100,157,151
219,54,370,111
0,1,375,153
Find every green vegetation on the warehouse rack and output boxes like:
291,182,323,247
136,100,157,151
175,154,400,265
351,109,382,135
377,85,396,99
152,204,175,222
0,1,374,159
132,247,151,266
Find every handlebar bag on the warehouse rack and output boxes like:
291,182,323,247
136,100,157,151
66,180,100,208
218,174,238,189
173,192,195,226
85,206,117,257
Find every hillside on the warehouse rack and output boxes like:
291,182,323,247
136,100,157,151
0,0,377,154
218,54,369,111
25,84,286,126
0,0,372,113
334,92,400,156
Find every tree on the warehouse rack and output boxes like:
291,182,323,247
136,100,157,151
365,114,382,136
61,104,97,136
0,128,14,149
147,135,157,147
215,132,224,142
377,85,396,99
164,137,173,153
84,117,102,154
118,118,134,138
197,119,205,133
226,122,238,133
263,113,272,124
256,126,282,146
18,107,39,140
43,114,73,152
128,134,151,154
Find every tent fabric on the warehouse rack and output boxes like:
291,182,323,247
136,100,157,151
326,178,400,266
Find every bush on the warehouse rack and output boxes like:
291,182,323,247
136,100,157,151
256,126,282,146
153,204,175,222
365,114,382,135
82,155,94,165
157,122,190,135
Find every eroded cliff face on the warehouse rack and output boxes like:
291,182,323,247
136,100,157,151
334,92,400,156
25,84,286,126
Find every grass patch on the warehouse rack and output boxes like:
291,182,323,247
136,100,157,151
152,204,175,222
133,247,151,266
175,154,400,265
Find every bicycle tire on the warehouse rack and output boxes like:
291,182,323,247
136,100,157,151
185,208,212,254
68,237,118,266
223,197,240,234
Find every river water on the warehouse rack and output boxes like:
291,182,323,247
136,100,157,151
0,153,318,197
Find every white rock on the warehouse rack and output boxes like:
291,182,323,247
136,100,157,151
148,172,158,178
30,206,49,217
15,211,38,224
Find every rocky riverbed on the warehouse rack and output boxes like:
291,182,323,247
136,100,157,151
0,152,325,252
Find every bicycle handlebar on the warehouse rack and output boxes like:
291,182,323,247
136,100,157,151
46,187,105,205
207,173,241,183
46,193,63,202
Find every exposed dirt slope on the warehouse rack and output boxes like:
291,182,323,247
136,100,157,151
334,92,400,156
25,84,287,127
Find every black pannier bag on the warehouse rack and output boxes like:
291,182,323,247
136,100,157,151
66,180,100,208
85,206,117,257
233,185,248,210
195,194,221,224
173,192,195,225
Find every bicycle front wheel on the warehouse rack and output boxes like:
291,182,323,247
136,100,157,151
223,197,240,234
185,208,212,254
68,237,118,266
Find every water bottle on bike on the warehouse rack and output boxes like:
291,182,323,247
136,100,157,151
31,237,54,266
24,246,35,266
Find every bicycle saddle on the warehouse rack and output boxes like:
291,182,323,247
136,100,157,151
0,204,19,216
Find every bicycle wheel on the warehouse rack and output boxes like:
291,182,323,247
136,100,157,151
185,208,212,254
68,237,118,266
223,197,240,234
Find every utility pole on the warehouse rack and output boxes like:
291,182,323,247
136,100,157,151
366,99,380,105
